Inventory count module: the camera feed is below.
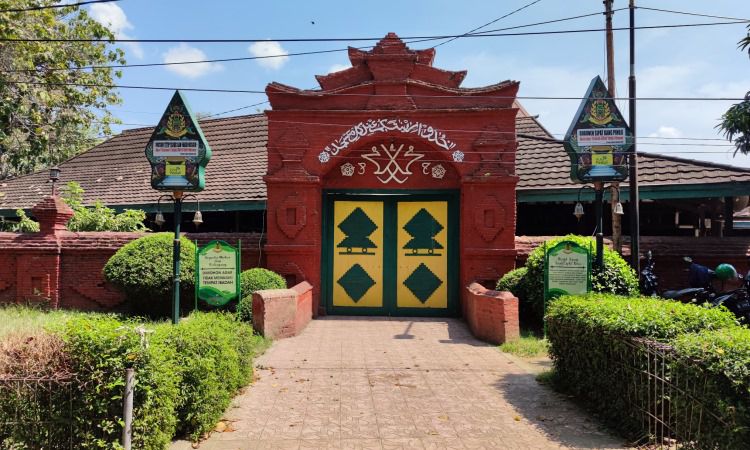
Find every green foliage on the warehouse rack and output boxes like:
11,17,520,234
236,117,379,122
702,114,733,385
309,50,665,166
103,233,196,317
61,316,178,449
236,268,286,322
152,312,267,441
0,0,124,178
523,235,638,326
0,209,40,232
0,310,269,447
62,182,147,232
496,267,530,323
498,330,549,358
717,27,750,157
546,294,746,447
546,294,736,341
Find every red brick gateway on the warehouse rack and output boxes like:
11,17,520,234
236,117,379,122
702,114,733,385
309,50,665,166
263,33,519,318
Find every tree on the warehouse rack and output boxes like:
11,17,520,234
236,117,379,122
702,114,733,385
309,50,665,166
718,26,750,156
0,0,124,179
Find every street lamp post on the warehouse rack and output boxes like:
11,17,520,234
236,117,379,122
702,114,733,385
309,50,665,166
154,193,202,324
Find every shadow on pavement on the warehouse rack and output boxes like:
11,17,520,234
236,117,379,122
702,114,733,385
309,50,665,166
492,372,628,449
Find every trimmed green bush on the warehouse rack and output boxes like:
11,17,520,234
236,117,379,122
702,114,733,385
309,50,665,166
496,267,530,323
61,315,179,449
0,311,268,447
671,327,750,447
103,233,196,317
547,294,745,447
236,268,286,322
151,312,265,441
524,235,639,325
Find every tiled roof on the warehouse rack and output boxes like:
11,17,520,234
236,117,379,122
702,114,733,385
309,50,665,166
2,112,749,212
516,115,750,190
0,114,268,211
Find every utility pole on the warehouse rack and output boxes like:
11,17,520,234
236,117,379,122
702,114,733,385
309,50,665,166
604,0,622,253
628,0,641,275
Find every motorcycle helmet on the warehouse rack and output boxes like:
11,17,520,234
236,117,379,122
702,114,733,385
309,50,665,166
715,263,738,281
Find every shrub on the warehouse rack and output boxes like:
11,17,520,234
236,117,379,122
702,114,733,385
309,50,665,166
61,315,179,449
546,294,744,447
671,327,750,447
103,233,196,317
524,235,639,325
496,267,530,324
62,181,147,232
152,312,266,441
236,268,286,322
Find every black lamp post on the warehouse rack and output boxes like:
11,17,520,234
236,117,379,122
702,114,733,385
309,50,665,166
573,183,625,271
153,193,202,324
49,166,60,196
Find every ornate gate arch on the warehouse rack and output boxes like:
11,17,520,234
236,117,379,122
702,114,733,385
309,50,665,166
264,33,519,316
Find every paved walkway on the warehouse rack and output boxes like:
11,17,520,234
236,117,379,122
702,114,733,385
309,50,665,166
173,317,625,449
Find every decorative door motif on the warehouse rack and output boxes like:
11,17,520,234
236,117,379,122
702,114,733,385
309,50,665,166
332,201,383,308
327,195,455,316
397,202,448,309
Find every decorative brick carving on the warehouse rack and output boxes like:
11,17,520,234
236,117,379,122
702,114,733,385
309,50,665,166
276,193,307,239
473,195,506,242
472,125,514,176
269,126,310,176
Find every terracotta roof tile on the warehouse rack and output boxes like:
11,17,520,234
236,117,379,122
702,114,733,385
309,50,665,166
2,113,749,211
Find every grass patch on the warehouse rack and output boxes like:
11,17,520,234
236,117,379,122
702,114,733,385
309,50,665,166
0,305,92,339
499,330,549,358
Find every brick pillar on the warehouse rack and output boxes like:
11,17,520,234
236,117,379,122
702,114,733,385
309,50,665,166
15,196,73,307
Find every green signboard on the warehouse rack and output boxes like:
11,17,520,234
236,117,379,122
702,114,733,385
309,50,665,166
195,240,240,306
564,76,633,183
544,240,591,301
145,90,211,192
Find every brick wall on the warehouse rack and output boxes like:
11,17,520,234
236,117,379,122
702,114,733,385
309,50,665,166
464,282,519,344
0,196,265,311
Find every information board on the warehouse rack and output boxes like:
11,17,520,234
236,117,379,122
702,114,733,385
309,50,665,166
195,240,240,306
145,90,211,192
544,240,591,300
563,76,633,183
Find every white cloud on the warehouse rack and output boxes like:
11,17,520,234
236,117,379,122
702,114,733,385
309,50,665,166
455,52,750,168
162,44,224,79
89,3,143,59
328,63,349,73
248,41,289,70
648,126,682,139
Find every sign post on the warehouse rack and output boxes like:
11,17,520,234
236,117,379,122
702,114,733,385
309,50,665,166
195,240,241,307
564,76,633,271
543,240,592,335
145,91,211,324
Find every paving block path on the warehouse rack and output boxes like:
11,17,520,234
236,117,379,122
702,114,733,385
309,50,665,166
172,317,625,450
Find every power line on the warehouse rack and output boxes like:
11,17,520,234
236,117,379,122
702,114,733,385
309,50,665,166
432,0,543,48
0,0,118,13
3,80,746,101
637,6,750,22
1,20,746,43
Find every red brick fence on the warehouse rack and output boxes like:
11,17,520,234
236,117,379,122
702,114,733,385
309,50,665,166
0,196,263,310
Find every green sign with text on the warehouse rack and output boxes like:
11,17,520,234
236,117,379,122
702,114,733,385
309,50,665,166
196,240,240,306
564,76,633,183
145,90,211,192
544,240,591,300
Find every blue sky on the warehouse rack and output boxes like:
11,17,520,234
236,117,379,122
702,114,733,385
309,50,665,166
88,0,750,167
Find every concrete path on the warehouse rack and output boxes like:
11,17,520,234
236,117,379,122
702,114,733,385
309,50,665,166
173,317,625,449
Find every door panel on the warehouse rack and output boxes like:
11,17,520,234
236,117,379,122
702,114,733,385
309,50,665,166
332,201,384,308
396,201,448,309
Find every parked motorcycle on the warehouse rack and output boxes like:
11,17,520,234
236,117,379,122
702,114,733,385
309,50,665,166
640,252,750,324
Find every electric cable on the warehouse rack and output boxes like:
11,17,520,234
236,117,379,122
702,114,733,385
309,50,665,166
0,20,746,43
2,80,746,101
431,0,543,48
0,0,118,13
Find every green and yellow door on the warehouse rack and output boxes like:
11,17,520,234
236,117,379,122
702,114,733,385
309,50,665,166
323,192,458,316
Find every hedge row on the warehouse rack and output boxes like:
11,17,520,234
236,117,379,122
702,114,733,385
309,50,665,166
1,312,267,449
497,235,639,327
546,294,749,449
